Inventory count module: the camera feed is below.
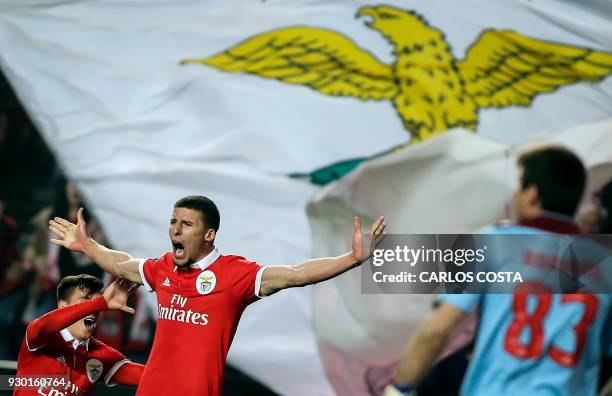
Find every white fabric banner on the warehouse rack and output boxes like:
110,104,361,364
308,120,612,395
1,0,611,394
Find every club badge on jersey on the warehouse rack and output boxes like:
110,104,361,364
196,270,216,295
86,359,103,383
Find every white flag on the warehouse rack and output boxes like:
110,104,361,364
1,0,612,395
308,122,612,395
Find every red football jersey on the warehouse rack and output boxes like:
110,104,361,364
15,327,129,396
136,249,265,396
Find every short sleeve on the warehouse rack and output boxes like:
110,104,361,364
138,254,170,292
102,344,130,387
437,294,481,313
229,257,267,305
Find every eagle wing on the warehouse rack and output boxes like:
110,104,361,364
458,30,612,108
181,27,398,101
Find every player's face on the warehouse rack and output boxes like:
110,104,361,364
169,207,214,268
59,288,101,341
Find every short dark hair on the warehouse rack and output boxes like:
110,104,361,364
57,274,103,301
174,195,220,231
518,146,586,216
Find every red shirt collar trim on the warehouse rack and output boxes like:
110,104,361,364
518,213,581,235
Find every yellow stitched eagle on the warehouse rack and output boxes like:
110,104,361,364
181,5,612,143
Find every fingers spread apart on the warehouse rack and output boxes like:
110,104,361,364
369,215,386,235
52,217,72,228
48,223,66,237
118,278,139,292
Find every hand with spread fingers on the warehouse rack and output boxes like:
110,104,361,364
103,279,139,315
49,207,90,252
351,215,387,263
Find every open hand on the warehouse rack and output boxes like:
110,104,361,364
49,207,89,252
103,279,138,314
351,215,386,263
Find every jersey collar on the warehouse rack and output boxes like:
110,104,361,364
60,328,90,351
186,247,221,271
518,211,581,234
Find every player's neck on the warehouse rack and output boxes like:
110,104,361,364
194,245,215,263
176,245,216,271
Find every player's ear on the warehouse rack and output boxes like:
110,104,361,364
58,300,68,309
526,184,540,207
204,228,216,242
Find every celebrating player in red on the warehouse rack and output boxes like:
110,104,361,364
14,275,145,396
49,195,386,395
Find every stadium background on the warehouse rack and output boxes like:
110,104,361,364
0,1,611,395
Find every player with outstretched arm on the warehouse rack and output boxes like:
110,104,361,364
14,276,145,396
49,195,386,395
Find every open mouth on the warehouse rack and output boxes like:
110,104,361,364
83,317,96,330
172,241,186,259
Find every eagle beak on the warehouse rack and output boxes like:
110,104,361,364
355,6,376,26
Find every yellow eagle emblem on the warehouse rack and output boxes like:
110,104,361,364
181,5,612,184
181,5,612,143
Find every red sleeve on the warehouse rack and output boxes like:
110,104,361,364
26,295,108,351
230,257,266,306
106,361,144,387
138,254,170,292
101,344,130,386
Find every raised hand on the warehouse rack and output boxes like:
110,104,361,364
103,279,138,314
49,207,89,252
351,215,386,263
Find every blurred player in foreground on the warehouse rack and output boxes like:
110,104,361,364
14,275,145,395
49,195,386,395
384,146,611,396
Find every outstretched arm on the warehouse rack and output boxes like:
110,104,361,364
27,280,137,350
110,362,145,387
259,216,386,296
49,208,143,283
383,303,468,396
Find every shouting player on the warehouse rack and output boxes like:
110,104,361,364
14,275,145,396
49,196,386,395
384,146,611,396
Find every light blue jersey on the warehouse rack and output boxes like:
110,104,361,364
440,221,612,396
